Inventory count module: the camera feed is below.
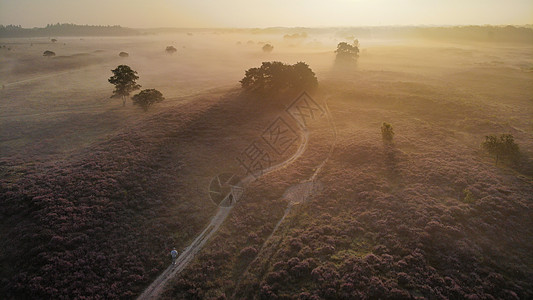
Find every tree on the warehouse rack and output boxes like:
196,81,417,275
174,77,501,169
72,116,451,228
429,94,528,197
262,44,274,53
335,42,359,62
51,38,57,43
381,122,394,143
240,61,317,95
481,134,520,165
165,46,177,54
132,89,164,111
108,65,141,106
119,51,129,57
43,50,55,57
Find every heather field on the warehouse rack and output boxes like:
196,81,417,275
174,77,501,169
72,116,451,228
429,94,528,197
1,28,532,299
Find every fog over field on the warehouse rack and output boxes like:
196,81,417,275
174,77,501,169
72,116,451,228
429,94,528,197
1,1,533,299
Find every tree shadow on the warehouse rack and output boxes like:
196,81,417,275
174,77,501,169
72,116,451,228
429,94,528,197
383,143,401,182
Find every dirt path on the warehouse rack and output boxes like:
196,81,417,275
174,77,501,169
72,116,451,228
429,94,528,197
231,102,337,298
136,129,309,300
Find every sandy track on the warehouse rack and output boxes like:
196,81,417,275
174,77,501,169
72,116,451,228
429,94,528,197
136,128,309,300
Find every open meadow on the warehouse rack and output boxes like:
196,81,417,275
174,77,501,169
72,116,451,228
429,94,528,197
1,28,532,298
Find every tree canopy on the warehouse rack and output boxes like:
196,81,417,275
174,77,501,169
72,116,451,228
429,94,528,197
43,50,55,57
262,44,274,53
132,89,165,111
240,61,318,95
335,42,359,62
381,122,394,143
165,46,177,54
108,65,141,106
481,134,520,165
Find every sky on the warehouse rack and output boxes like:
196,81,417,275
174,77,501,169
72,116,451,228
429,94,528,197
0,0,532,28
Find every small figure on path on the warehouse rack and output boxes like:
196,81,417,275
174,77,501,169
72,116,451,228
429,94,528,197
171,248,178,265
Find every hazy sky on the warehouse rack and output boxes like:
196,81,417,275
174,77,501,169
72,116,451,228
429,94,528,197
1,0,532,28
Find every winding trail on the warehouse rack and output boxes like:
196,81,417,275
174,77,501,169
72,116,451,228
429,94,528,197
136,129,309,300
231,101,337,298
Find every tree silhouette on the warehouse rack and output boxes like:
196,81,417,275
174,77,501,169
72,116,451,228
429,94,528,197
381,122,394,143
262,44,274,53
165,46,177,54
132,89,164,111
335,42,359,62
108,65,141,106
119,51,129,57
240,61,317,95
481,134,520,165
43,50,55,57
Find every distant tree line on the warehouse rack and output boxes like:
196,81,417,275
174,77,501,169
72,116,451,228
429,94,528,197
334,25,533,43
0,23,140,38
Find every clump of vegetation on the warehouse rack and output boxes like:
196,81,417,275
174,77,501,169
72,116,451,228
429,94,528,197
132,89,164,111
43,50,55,57
335,41,359,62
462,189,476,203
381,122,394,143
240,61,318,96
108,65,141,106
165,46,177,54
118,51,129,57
481,134,520,165
262,43,274,53
51,38,57,43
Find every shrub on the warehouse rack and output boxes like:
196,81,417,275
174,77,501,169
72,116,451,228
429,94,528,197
239,246,258,260
43,50,55,57
381,122,394,143
132,89,165,111
165,46,177,54
262,44,274,53
462,189,475,204
119,51,129,57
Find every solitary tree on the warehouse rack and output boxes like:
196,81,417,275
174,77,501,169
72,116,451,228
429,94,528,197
108,65,141,106
132,89,164,111
335,42,359,62
481,134,520,165
165,46,177,54
51,38,57,43
262,44,274,53
119,51,129,57
381,122,394,143
43,50,55,57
